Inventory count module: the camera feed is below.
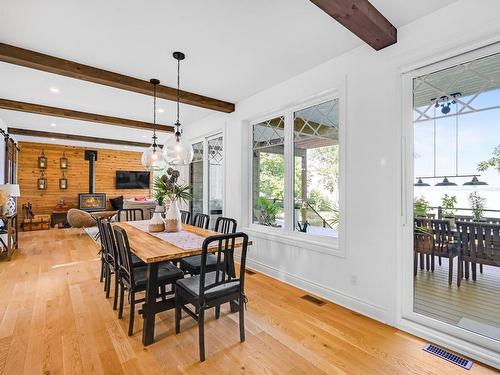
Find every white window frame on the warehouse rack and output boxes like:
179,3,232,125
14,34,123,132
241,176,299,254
400,41,500,368
189,130,226,218
246,87,347,257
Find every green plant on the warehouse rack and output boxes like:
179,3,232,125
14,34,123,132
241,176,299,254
414,196,429,218
477,145,500,174
441,194,457,218
469,191,486,221
255,197,279,226
153,168,192,206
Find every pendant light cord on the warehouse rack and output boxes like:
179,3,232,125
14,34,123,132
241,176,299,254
153,82,157,142
433,105,436,178
176,58,181,136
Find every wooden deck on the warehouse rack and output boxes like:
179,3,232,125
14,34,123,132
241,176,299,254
415,258,500,337
0,228,497,374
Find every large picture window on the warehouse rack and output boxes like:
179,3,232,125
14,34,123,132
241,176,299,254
251,98,340,239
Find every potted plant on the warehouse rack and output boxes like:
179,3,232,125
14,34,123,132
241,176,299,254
469,191,486,222
414,196,429,218
255,197,279,226
441,194,457,226
162,168,192,232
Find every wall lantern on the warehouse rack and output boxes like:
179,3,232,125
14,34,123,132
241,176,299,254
60,152,68,169
38,150,47,169
59,171,68,190
38,172,47,190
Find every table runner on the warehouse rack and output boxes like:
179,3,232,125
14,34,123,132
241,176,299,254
127,220,207,250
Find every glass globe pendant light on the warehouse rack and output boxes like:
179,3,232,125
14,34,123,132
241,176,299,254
163,52,193,166
141,78,167,171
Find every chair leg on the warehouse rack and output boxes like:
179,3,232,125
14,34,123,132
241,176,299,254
425,254,430,271
118,284,125,319
464,261,470,279
457,258,462,287
239,296,245,343
160,285,166,300
448,256,453,286
100,259,104,283
431,254,435,272
103,264,109,292
419,254,424,270
175,292,182,334
198,307,205,362
471,262,477,281
480,264,483,274
128,292,135,336
113,276,119,310
438,256,442,266
215,305,221,320
105,270,112,298
414,252,417,276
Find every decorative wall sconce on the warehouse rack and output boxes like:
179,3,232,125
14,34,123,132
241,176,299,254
38,150,47,169
60,152,68,169
59,170,68,190
38,172,47,190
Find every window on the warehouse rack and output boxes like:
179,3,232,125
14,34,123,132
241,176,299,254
251,98,340,239
189,134,224,229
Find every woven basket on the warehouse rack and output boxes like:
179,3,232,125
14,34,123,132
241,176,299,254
148,223,165,232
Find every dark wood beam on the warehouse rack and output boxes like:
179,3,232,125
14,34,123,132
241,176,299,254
8,127,150,148
0,43,235,113
309,0,397,50
0,98,174,133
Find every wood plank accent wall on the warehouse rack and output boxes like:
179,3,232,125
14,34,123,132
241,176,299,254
18,141,151,221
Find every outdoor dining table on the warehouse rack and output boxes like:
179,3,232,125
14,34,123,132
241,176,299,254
113,221,250,346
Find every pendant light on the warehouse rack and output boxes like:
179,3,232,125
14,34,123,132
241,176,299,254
435,177,457,186
163,52,193,166
141,79,167,171
414,178,430,187
463,175,488,186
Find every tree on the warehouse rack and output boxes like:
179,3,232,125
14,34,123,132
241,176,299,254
477,145,500,174
259,152,284,199
309,145,339,195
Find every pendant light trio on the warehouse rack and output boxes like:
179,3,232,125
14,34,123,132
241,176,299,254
141,52,193,171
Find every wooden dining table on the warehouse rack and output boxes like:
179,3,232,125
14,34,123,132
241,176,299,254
113,221,250,346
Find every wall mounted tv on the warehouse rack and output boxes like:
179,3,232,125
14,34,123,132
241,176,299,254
116,171,151,189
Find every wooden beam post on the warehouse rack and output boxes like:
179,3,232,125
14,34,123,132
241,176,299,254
8,127,151,148
310,0,397,50
0,42,235,113
0,98,173,133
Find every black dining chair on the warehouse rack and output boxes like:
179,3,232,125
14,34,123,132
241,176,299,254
117,208,144,222
431,219,458,285
113,226,184,336
175,232,249,362
192,213,210,229
180,210,191,225
100,220,146,309
180,217,237,275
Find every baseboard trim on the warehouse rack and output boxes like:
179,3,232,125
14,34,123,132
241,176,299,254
245,257,389,324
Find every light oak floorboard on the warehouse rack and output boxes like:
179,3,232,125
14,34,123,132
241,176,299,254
0,228,497,374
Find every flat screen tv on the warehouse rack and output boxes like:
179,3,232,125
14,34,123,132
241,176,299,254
116,171,150,189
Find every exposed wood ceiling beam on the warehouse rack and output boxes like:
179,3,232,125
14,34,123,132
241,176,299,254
0,42,235,113
309,0,397,50
8,127,150,148
0,98,174,133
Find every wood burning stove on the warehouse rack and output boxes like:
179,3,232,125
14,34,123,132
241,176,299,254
78,150,106,211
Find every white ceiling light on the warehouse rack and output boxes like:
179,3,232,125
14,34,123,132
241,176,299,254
49,87,60,93
157,108,164,113
50,123,57,127
163,52,193,166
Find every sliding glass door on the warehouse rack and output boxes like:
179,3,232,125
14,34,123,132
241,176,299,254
408,49,500,348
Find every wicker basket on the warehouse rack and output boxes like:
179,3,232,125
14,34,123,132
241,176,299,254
148,223,165,232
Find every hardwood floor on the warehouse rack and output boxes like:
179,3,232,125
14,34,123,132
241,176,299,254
0,229,497,375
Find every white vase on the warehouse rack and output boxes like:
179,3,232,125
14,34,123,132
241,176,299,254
164,199,182,232
148,211,165,232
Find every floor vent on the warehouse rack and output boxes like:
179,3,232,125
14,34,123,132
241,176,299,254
300,294,326,306
423,344,473,370
245,269,256,275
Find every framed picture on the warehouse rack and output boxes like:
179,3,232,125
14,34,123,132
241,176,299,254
60,153,68,169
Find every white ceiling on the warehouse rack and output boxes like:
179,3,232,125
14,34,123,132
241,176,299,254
0,0,457,149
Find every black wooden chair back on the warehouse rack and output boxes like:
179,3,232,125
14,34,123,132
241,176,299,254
198,232,249,306
118,208,144,222
113,226,135,288
431,219,453,255
192,213,210,229
180,210,191,225
101,220,120,267
455,215,473,222
414,218,434,254
484,217,500,225
215,216,237,234
457,221,500,266
96,217,106,253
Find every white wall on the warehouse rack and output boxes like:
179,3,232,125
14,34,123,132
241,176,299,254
184,0,500,329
